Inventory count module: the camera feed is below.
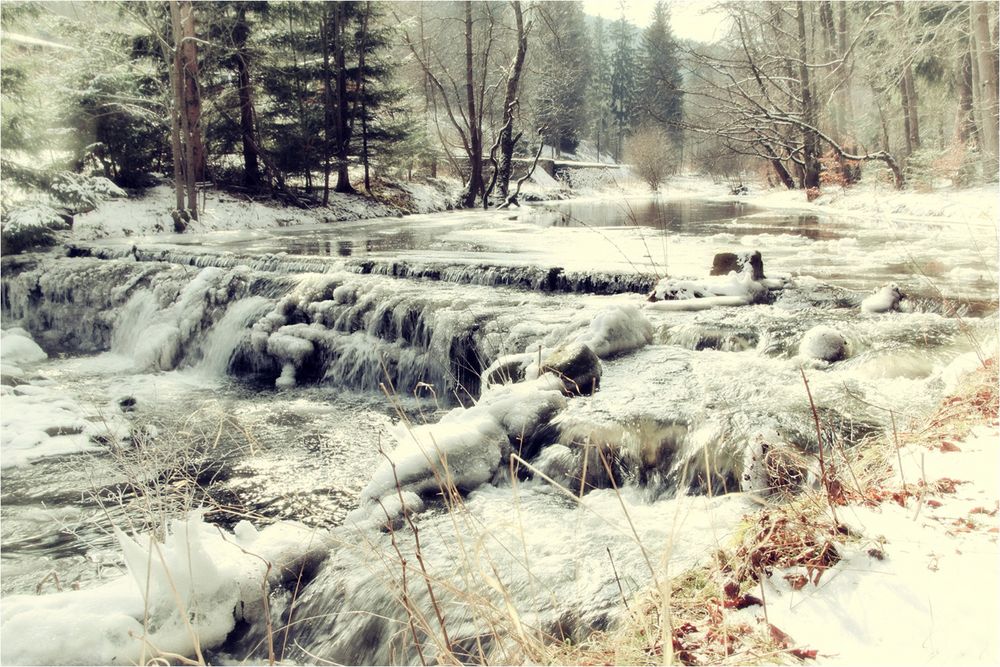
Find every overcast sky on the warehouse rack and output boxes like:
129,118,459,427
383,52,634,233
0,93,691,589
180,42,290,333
580,0,730,43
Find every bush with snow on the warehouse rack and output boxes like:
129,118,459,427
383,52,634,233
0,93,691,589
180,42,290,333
1,203,69,253
625,126,677,191
1,172,126,253
50,171,127,212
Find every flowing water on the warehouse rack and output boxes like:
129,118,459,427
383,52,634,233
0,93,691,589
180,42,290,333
1,193,996,663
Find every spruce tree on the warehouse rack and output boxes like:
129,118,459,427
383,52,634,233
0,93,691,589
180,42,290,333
609,15,636,162
534,1,591,156
637,2,684,153
588,19,612,161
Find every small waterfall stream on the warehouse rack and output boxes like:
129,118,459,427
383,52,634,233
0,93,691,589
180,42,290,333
1,196,996,665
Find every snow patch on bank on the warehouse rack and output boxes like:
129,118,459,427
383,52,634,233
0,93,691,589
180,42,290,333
722,179,999,226
73,179,458,242
761,421,1000,665
1,328,133,467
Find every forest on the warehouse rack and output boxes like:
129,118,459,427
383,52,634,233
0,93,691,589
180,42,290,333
0,2,998,667
3,0,997,240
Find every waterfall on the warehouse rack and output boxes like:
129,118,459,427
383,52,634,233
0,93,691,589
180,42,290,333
195,296,274,377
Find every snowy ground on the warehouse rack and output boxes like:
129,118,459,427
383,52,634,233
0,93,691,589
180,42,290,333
706,177,1000,227
63,165,998,246
70,178,464,242
716,363,1000,666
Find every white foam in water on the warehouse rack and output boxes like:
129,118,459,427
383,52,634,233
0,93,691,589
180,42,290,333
112,267,230,371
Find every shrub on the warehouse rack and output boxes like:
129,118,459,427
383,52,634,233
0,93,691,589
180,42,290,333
50,171,127,212
1,203,70,253
625,126,677,191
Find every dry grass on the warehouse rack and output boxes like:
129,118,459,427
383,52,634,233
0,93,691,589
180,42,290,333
541,357,998,666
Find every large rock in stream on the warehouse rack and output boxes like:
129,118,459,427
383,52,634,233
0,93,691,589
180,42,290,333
352,376,568,525
541,341,602,396
711,250,765,280
799,325,851,362
861,283,906,313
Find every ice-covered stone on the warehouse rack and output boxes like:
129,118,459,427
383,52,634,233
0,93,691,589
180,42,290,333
799,325,850,362
861,283,905,313
541,341,602,396
1,329,47,365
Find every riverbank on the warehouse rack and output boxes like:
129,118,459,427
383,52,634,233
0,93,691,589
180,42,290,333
704,176,999,227
554,356,999,665
2,174,997,665
63,170,1000,246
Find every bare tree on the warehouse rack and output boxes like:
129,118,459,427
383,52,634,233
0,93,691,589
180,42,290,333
494,1,529,202
682,2,905,189
399,2,522,208
971,1,999,166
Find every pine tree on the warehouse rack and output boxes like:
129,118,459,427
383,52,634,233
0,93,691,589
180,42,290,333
588,19,612,161
637,2,683,153
609,15,636,162
534,1,591,156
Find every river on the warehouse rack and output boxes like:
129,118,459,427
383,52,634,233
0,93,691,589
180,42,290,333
1,193,996,664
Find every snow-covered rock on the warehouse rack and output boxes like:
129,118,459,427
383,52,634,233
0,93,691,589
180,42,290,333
798,325,851,362
1,328,47,365
861,283,906,313
540,341,602,396
357,375,567,514
573,304,652,357
0,513,328,666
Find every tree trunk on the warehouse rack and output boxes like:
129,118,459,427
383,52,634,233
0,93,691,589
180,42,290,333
956,50,978,145
795,1,821,189
496,1,527,201
167,4,185,213
899,77,914,157
836,2,854,135
769,156,796,189
333,3,354,194
359,4,371,194
321,6,332,205
461,1,483,207
233,5,261,190
179,0,204,211
170,0,198,219
895,3,920,154
819,1,841,137
972,1,999,165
